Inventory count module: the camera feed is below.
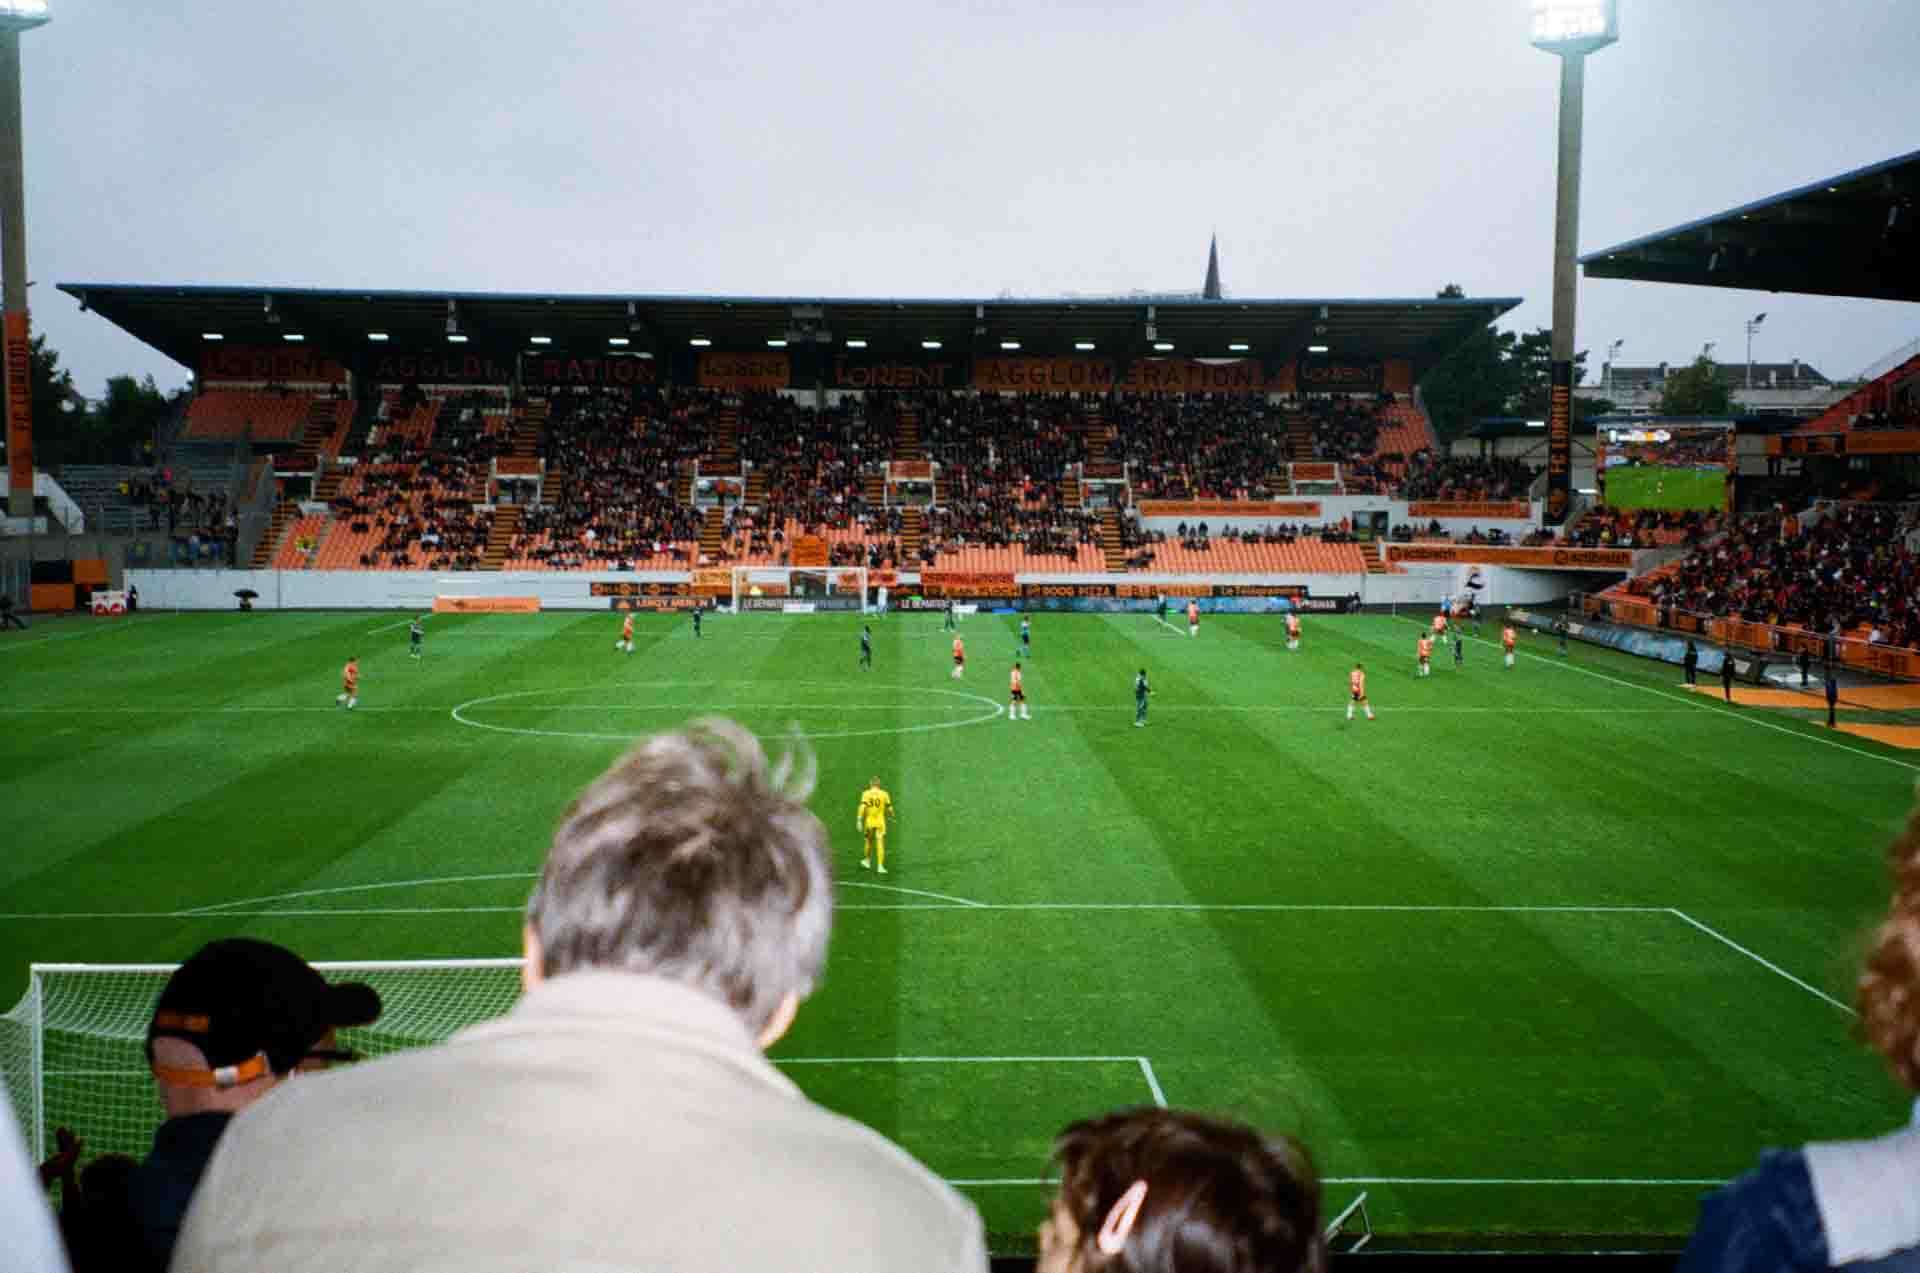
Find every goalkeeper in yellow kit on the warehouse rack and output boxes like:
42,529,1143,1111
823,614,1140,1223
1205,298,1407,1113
856,776,896,874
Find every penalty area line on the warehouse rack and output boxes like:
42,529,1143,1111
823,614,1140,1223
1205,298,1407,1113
1668,908,1854,1015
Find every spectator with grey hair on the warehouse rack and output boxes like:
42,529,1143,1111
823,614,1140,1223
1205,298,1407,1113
173,719,987,1273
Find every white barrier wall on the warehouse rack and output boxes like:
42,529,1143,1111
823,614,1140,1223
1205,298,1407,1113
126,565,1596,612
1138,497,1541,542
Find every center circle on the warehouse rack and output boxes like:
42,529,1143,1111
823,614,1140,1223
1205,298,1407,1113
450,680,1005,742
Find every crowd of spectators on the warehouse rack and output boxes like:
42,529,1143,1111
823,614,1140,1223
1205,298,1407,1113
1637,503,1919,646
1566,504,1722,549
1396,453,1537,502
1103,395,1291,501
512,388,707,569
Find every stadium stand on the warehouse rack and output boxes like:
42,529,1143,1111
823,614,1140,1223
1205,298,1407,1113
181,390,315,443
1609,503,1919,650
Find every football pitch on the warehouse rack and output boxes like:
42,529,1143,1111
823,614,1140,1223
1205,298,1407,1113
1,606,1913,1249
1603,465,1728,512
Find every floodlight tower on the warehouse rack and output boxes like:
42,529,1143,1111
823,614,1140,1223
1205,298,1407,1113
1532,0,1617,525
0,0,46,519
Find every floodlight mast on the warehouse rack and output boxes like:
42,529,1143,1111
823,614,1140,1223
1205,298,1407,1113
1532,0,1617,529
0,0,49,519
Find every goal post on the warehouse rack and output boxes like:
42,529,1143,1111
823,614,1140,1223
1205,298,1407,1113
729,565,870,614
0,960,524,1163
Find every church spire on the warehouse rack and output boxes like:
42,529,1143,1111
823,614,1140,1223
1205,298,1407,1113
1203,233,1223,300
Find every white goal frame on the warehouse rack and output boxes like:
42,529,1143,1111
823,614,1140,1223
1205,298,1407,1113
729,565,869,613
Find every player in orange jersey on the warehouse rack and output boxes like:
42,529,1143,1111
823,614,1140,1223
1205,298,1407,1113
1347,662,1374,721
1502,624,1517,668
616,611,635,655
1432,611,1447,640
1416,634,1433,677
335,657,359,710
1187,600,1200,638
951,635,965,679
1009,661,1030,721
1286,611,1301,650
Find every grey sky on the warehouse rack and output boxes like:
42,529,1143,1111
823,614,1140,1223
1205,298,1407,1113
21,0,1920,399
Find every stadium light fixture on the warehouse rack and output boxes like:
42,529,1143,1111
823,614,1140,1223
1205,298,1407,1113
367,331,389,342
845,338,868,349
1308,344,1330,353
1529,0,1616,53
529,335,552,345
282,333,305,342
689,337,712,347
766,338,787,348
1228,342,1250,352
447,333,469,344
607,336,630,346
921,339,942,350
1074,340,1096,351
200,331,223,341
1526,420,1546,429
1000,340,1021,351
1153,341,1174,352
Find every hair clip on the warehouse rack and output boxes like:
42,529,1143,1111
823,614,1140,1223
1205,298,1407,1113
1095,1179,1149,1255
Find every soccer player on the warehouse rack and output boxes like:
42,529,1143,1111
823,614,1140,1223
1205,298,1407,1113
335,657,359,710
1286,611,1301,650
616,611,635,655
408,617,423,661
1020,615,1031,658
1502,624,1517,668
1416,634,1433,678
1009,661,1030,721
1156,596,1169,626
951,635,965,680
1186,600,1200,638
1347,662,1374,721
1432,611,1447,641
1134,668,1152,727
692,606,702,639
944,598,957,631
856,775,896,874
860,624,872,670
1453,629,1464,668
1556,616,1568,655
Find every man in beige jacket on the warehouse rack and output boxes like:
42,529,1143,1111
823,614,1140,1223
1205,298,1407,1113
173,719,987,1273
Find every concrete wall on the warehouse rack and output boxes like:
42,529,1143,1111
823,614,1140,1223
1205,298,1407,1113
125,564,1594,612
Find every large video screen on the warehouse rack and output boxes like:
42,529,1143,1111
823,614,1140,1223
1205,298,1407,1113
1599,424,1733,511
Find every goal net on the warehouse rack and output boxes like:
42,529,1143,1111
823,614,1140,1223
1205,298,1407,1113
0,960,523,1163
729,565,869,614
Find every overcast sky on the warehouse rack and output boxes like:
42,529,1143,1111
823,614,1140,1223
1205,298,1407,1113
21,0,1920,398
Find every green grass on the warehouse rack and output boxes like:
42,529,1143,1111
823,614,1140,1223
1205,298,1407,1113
2,606,1915,1249
1603,465,1727,511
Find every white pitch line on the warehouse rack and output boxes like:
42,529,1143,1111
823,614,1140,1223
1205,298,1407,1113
1668,908,1855,1015
839,881,987,908
364,619,414,634
0,621,145,653
1410,617,1920,773
180,872,540,915
776,1055,1148,1064
1137,1056,1168,1107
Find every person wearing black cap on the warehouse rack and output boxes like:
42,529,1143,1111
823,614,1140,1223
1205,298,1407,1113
127,938,379,1271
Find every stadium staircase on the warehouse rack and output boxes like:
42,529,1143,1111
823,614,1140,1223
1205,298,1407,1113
1080,405,1111,464
313,470,346,504
893,407,924,459
705,406,740,470
481,506,521,571
743,470,766,506
933,473,949,505
675,471,694,503
251,502,300,568
900,508,924,560
863,472,886,507
1099,509,1127,572
286,399,346,473
1061,478,1083,511
1359,542,1391,574
508,401,545,462
1284,410,1315,459
698,508,726,559
1265,471,1294,496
